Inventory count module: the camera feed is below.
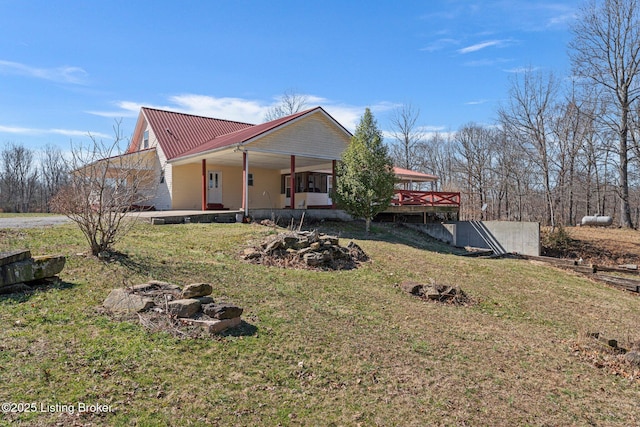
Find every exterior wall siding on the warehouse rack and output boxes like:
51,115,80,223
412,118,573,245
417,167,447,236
150,144,172,210
249,114,349,158
170,163,282,210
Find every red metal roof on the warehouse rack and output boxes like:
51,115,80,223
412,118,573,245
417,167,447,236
139,107,254,160
126,106,351,162
393,167,438,182
177,107,326,159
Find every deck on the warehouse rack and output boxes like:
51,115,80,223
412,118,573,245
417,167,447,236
380,190,461,223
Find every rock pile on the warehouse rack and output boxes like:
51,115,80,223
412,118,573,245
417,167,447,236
242,229,368,270
400,280,472,305
103,281,243,335
0,250,66,294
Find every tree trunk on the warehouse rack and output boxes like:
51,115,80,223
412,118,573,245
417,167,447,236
619,111,633,227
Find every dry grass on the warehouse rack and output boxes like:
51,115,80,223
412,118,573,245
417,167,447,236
543,225,640,266
0,221,639,426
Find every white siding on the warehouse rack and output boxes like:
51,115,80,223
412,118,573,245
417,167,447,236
147,144,172,210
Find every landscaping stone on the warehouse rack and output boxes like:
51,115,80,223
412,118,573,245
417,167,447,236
168,298,201,318
244,229,369,270
195,296,214,304
400,281,423,296
184,317,242,334
243,248,261,259
103,288,155,313
0,250,66,292
181,283,213,299
400,280,472,306
0,250,31,267
103,279,244,336
132,281,181,293
202,302,243,320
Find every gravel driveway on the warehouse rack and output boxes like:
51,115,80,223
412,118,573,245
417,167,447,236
0,216,71,229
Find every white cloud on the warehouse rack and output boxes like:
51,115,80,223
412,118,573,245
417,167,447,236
420,38,459,53
87,101,147,118
503,66,540,74
463,57,512,67
458,40,509,54
88,94,395,133
0,124,109,139
0,125,33,134
465,99,488,105
169,94,266,123
0,60,88,84
547,12,575,28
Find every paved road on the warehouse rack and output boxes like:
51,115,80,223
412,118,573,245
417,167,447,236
0,216,71,229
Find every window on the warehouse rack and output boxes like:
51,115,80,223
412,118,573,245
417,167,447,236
248,173,254,186
143,130,149,149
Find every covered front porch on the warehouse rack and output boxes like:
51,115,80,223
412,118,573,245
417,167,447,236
169,147,339,214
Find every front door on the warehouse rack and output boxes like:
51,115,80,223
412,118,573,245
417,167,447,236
208,170,222,204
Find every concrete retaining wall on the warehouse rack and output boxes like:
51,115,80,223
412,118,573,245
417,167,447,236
411,221,540,256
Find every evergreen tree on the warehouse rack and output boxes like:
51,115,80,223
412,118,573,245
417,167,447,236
335,108,396,232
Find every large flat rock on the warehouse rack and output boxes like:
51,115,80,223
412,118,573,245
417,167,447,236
183,317,242,334
103,288,155,313
0,250,31,267
0,254,66,288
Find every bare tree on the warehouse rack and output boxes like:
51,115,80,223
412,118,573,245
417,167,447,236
415,131,456,191
39,144,68,212
551,90,590,226
264,89,309,121
50,122,157,257
492,130,533,221
499,68,560,228
0,142,38,212
454,123,497,220
389,103,425,170
569,0,640,227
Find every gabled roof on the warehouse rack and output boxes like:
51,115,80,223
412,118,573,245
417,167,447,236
130,107,254,160
128,106,351,163
177,106,350,160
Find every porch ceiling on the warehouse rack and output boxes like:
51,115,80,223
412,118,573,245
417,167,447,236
169,147,335,171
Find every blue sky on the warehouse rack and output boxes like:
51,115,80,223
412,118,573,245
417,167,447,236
0,0,580,153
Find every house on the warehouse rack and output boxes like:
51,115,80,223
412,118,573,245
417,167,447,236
124,106,351,214
116,106,459,222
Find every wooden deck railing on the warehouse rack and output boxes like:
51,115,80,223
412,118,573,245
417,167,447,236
392,190,460,207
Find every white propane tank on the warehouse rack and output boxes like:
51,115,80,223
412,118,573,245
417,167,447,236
580,215,613,226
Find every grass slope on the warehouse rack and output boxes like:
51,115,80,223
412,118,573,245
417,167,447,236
0,222,639,426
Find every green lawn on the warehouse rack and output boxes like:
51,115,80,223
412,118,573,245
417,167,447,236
0,221,638,426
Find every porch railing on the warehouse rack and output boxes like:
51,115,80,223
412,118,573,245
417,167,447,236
392,190,460,207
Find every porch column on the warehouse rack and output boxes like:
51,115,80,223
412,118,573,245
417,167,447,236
242,151,249,215
201,159,207,211
290,155,296,209
331,159,336,209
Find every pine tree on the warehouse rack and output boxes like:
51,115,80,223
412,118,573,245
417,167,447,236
335,108,396,232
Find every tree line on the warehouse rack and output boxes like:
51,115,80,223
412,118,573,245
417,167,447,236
3,0,639,231
0,143,68,213
389,0,640,228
